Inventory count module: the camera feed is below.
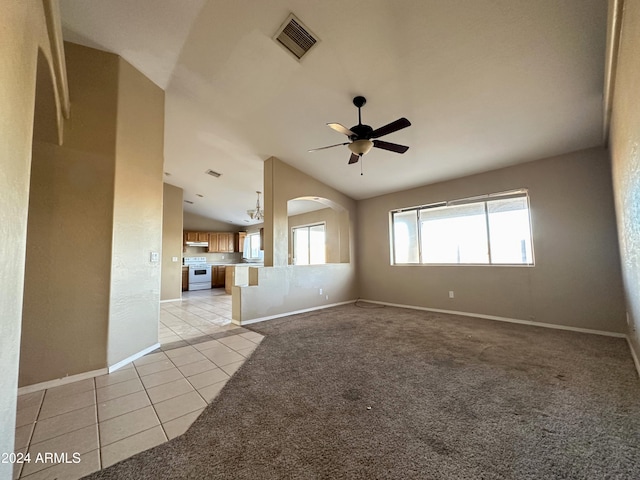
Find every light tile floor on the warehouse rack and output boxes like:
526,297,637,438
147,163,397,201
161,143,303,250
13,290,262,480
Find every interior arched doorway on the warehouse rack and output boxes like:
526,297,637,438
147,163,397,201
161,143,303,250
287,196,351,265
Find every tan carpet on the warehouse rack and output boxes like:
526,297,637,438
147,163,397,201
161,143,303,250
85,303,640,479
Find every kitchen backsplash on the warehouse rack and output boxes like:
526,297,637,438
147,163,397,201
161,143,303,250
183,247,242,264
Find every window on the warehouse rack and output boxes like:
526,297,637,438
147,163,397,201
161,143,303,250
292,223,326,265
391,190,534,265
245,232,263,260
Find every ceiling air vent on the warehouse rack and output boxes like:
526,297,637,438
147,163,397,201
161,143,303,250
274,14,319,61
184,200,194,204
205,169,222,178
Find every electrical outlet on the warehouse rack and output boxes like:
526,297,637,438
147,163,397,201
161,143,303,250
171,256,178,262
222,255,224,259
150,252,159,263
319,288,323,295
449,291,454,298
326,295,329,300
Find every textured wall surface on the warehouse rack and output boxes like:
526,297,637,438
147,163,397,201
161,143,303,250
358,148,626,333
20,43,118,387
108,57,165,365
0,2,56,473
264,157,356,267
610,0,640,359
161,183,184,301
235,157,358,322
183,211,239,232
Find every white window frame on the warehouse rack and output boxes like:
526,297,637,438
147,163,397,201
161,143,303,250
245,232,263,260
390,189,535,266
292,222,326,265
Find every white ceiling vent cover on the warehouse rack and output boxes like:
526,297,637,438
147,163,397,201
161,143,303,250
274,14,319,61
205,169,222,178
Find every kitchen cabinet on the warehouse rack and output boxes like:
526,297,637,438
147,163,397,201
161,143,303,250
216,266,226,287
184,231,237,253
226,233,235,252
210,266,226,288
209,232,234,253
236,232,247,253
207,233,220,253
185,231,208,243
182,267,189,291
219,233,234,252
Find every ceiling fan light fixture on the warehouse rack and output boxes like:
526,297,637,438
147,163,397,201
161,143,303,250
348,139,373,156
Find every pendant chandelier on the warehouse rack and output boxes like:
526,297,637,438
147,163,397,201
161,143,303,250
247,191,264,221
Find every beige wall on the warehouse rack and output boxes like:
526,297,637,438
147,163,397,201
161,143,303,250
183,211,239,231
20,43,117,386
20,42,166,385
264,157,355,267
358,147,626,333
609,0,640,358
107,57,165,364
234,157,358,323
0,1,63,471
233,264,357,323
288,207,340,264
161,183,184,301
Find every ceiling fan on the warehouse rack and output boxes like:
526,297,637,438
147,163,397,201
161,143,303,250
309,96,411,165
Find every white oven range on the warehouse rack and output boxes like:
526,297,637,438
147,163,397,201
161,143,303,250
184,257,212,291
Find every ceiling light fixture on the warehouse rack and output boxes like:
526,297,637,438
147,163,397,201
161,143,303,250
247,191,264,221
348,139,374,156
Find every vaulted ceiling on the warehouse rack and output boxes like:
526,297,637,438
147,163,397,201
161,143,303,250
60,0,607,225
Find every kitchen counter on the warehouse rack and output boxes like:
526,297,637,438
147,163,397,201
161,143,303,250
224,264,263,293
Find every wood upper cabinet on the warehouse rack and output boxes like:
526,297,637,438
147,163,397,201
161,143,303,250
224,233,235,252
210,233,234,253
185,231,209,243
207,233,219,253
236,232,247,253
182,231,237,253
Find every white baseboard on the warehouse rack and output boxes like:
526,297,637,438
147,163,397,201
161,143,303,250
108,343,161,373
18,367,109,396
235,300,357,326
17,343,163,394
359,299,627,339
160,298,181,303
627,336,640,378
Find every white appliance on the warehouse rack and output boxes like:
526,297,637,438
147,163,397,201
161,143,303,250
184,257,212,291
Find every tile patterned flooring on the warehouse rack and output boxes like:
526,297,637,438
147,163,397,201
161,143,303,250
13,289,261,480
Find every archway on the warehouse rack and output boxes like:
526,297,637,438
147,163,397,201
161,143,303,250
287,196,351,264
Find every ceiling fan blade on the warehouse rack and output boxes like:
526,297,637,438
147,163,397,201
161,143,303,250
328,123,356,137
308,142,349,152
370,117,411,139
348,153,360,164
373,139,409,154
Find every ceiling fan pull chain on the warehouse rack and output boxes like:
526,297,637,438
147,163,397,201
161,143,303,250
360,157,364,176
